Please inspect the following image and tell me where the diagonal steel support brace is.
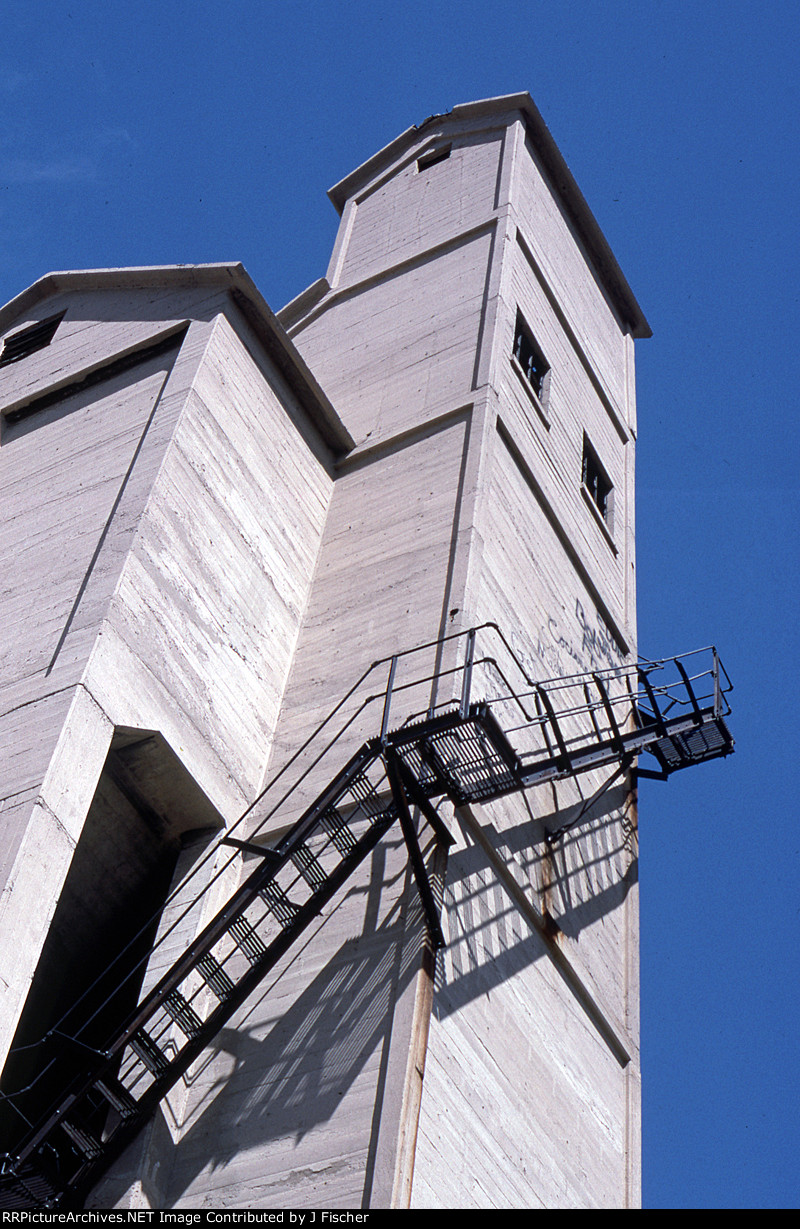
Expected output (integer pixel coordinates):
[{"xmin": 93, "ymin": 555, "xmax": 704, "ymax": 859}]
[
  {"xmin": 392, "ymin": 754, "xmax": 455, "ymax": 850},
  {"xmin": 220, "ymin": 837, "xmax": 282, "ymax": 862},
  {"xmin": 546, "ymin": 756, "xmax": 633, "ymax": 845},
  {"xmin": 384, "ymin": 750, "xmax": 448, "ymax": 949},
  {"xmin": 632, "ymin": 765, "xmax": 669, "ymax": 781}
]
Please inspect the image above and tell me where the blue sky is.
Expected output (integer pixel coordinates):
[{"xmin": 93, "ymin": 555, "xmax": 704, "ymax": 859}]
[{"xmin": 2, "ymin": 0, "xmax": 798, "ymax": 1210}]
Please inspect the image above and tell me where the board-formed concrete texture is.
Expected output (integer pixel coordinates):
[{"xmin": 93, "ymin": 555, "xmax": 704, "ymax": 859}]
[{"xmin": 0, "ymin": 94, "xmax": 650, "ymax": 1209}]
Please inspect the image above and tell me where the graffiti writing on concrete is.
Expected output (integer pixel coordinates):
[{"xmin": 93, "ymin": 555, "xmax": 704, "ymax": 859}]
[
  {"xmin": 510, "ymin": 598, "xmax": 625, "ymax": 680},
  {"xmin": 573, "ymin": 599, "xmax": 624, "ymax": 671}
]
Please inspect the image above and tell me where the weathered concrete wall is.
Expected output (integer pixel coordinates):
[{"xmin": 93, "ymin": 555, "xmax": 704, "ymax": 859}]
[
  {"xmin": 137, "ymin": 404, "xmax": 473, "ymax": 1211},
  {"xmin": 256, "ymin": 102, "xmax": 642, "ymax": 1210},
  {"xmin": 407, "ymin": 116, "xmax": 640, "ymax": 1207},
  {"xmin": 86, "ymin": 307, "xmax": 335, "ymax": 813},
  {"xmin": 408, "ymin": 546, "xmax": 640, "ymax": 1202},
  {"xmin": 409, "ymin": 424, "xmax": 640, "ymax": 1203},
  {"xmin": 513, "ymin": 126, "xmax": 632, "ymax": 416},
  {"xmin": 411, "ymin": 826, "xmax": 632, "ymax": 1208},
  {"xmin": 248, "ymin": 102, "xmax": 641, "ymax": 1210},
  {"xmin": 0, "ymin": 334, "xmax": 185, "ymax": 797},
  {"xmin": 0, "ymin": 280, "xmax": 337, "ymax": 1088},
  {"xmin": 288, "ymin": 231, "xmax": 494, "ymax": 450},
  {"xmin": 328, "ymin": 127, "xmax": 504, "ymax": 290},
  {"xmin": 96, "ymin": 126, "xmax": 507, "ymax": 1213},
  {"xmin": 260, "ymin": 412, "xmax": 471, "ymax": 824},
  {"xmin": 0, "ymin": 310, "xmax": 191, "ymax": 1066},
  {"xmin": 139, "ymin": 835, "xmax": 427, "ymax": 1211}
]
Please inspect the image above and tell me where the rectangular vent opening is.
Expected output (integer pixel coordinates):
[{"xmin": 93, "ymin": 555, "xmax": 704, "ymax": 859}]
[
  {"xmin": 417, "ymin": 144, "xmax": 451, "ymax": 172},
  {"xmin": 0, "ymin": 312, "xmax": 66, "ymax": 369}
]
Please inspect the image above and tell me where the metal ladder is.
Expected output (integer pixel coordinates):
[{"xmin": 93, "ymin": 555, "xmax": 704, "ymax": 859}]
[{"xmin": 0, "ymin": 628, "xmax": 733, "ymax": 1209}]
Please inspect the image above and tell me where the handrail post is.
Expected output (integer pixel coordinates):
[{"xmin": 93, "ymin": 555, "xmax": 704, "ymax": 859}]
[
  {"xmin": 713, "ymin": 647, "xmax": 722, "ymax": 716},
  {"xmin": 460, "ymin": 628, "xmax": 476, "ymax": 719},
  {"xmin": 380, "ymin": 656, "xmax": 398, "ymax": 744}
]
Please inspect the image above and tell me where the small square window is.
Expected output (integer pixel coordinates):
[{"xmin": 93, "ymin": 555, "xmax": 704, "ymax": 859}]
[
  {"xmin": 582, "ymin": 436, "xmax": 614, "ymax": 529},
  {"xmin": 512, "ymin": 310, "xmax": 550, "ymax": 403},
  {"xmin": 0, "ymin": 312, "xmax": 65, "ymax": 369}
]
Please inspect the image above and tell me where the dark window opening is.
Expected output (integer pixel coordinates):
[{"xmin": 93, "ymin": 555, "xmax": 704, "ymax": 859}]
[
  {"xmin": 512, "ymin": 310, "xmax": 549, "ymax": 402},
  {"xmin": 417, "ymin": 144, "xmax": 451, "ymax": 171},
  {"xmin": 0, "ymin": 312, "xmax": 65, "ymax": 369},
  {"xmin": 582, "ymin": 436, "xmax": 614, "ymax": 528}
]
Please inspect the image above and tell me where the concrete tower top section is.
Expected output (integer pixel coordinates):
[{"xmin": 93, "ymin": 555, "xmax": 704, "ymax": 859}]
[{"xmin": 283, "ymin": 93, "xmax": 650, "ymax": 342}]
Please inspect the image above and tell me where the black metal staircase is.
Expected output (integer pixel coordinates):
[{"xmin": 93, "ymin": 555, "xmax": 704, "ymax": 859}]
[{"xmin": 0, "ymin": 627, "xmax": 733, "ymax": 1209}]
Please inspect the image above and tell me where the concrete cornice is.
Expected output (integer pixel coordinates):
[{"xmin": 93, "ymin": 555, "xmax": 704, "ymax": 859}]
[
  {"xmin": 327, "ymin": 93, "xmax": 651, "ymax": 340},
  {"xmin": 0, "ymin": 262, "xmax": 248, "ymax": 329},
  {"xmin": 0, "ymin": 263, "xmax": 355, "ymax": 456}
]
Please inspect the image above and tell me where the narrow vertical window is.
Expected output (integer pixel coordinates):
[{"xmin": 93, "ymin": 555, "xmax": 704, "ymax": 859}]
[
  {"xmin": 581, "ymin": 435, "xmax": 614, "ymax": 532},
  {"xmin": 512, "ymin": 310, "xmax": 550, "ymax": 406}
]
